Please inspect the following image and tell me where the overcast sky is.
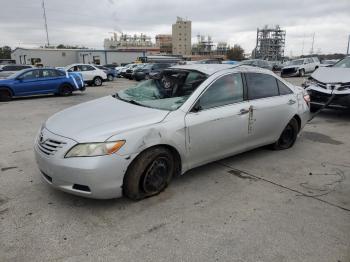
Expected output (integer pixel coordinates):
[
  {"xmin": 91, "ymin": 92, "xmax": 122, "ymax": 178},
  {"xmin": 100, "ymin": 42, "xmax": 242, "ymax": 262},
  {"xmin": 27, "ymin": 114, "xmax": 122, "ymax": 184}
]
[{"xmin": 1, "ymin": 0, "xmax": 349, "ymax": 56}]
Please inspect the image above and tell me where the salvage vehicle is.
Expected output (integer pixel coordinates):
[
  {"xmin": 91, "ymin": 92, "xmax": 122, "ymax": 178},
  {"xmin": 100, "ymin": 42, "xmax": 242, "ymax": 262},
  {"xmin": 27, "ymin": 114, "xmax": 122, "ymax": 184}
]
[
  {"xmin": 0, "ymin": 64, "xmax": 33, "ymax": 79},
  {"xmin": 281, "ymin": 57, "xmax": 320, "ymax": 77},
  {"xmin": 133, "ymin": 63, "xmax": 172, "ymax": 81},
  {"xmin": 125, "ymin": 63, "xmax": 146, "ymax": 80},
  {"xmin": 239, "ymin": 59, "xmax": 272, "ymax": 70},
  {"xmin": 34, "ymin": 64, "xmax": 310, "ymax": 200},
  {"xmin": 64, "ymin": 64, "xmax": 107, "ymax": 86},
  {"xmin": 0, "ymin": 68, "xmax": 85, "ymax": 101},
  {"xmin": 304, "ymin": 56, "xmax": 350, "ymax": 111}
]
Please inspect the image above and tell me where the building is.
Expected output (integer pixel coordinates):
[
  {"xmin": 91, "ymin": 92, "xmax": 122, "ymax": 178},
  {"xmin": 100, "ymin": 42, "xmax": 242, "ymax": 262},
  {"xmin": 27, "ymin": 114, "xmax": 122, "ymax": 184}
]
[
  {"xmin": 254, "ymin": 25, "xmax": 286, "ymax": 61},
  {"xmin": 104, "ymin": 33, "xmax": 160, "ymax": 53},
  {"xmin": 155, "ymin": 34, "xmax": 172, "ymax": 54},
  {"xmin": 11, "ymin": 48, "xmax": 154, "ymax": 67},
  {"xmin": 172, "ymin": 17, "xmax": 191, "ymax": 56}
]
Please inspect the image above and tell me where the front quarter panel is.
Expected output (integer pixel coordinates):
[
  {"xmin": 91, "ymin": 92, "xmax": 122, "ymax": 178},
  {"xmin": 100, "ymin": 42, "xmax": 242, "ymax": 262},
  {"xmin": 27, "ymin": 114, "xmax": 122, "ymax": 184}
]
[{"xmin": 108, "ymin": 110, "xmax": 189, "ymax": 173}]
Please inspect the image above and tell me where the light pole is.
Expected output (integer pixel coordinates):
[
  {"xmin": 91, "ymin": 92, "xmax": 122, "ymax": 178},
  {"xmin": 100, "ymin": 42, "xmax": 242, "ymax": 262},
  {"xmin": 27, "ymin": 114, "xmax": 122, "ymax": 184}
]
[{"xmin": 347, "ymin": 34, "xmax": 350, "ymax": 55}]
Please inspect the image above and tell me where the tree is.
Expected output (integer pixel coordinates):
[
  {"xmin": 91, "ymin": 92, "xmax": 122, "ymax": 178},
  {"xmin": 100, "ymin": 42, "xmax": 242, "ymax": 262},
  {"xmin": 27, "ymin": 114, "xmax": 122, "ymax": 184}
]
[
  {"xmin": 226, "ymin": 44, "xmax": 245, "ymax": 61},
  {"xmin": 0, "ymin": 46, "xmax": 12, "ymax": 59},
  {"xmin": 55, "ymin": 44, "xmax": 87, "ymax": 49}
]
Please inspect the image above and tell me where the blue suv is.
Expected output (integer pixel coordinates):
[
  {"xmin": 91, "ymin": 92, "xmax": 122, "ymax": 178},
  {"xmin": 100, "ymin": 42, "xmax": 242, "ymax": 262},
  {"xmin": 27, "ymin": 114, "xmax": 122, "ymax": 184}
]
[{"xmin": 0, "ymin": 68, "xmax": 85, "ymax": 101}]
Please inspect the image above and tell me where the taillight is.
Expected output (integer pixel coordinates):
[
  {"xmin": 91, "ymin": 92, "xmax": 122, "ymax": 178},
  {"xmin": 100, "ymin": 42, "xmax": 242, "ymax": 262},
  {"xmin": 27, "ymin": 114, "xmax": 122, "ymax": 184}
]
[{"xmin": 303, "ymin": 94, "xmax": 311, "ymax": 107}]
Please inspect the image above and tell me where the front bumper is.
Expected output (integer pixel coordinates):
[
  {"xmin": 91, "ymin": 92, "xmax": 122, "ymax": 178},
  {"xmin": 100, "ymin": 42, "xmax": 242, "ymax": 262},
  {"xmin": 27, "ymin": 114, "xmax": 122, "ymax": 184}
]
[
  {"xmin": 306, "ymin": 85, "xmax": 350, "ymax": 109},
  {"xmin": 34, "ymin": 128, "xmax": 134, "ymax": 199}
]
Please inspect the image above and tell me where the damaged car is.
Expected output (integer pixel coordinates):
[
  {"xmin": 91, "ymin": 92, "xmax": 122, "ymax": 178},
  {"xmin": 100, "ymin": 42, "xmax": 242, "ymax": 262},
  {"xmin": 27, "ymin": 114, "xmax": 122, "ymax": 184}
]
[
  {"xmin": 304, "ymin": 56, "xmax": 350, "ymax": 111},
  {"xmin": 34, "ymin": 64, "xmax": 310, "ymax": 200},
  {"xmin": 281, "ymin": 57, "xmax": 320, "ymax": 77}
]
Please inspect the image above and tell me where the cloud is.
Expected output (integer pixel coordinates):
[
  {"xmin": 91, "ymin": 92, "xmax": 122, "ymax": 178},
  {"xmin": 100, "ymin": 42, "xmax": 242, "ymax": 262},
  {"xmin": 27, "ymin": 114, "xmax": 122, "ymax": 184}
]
[{"xmin": 1, "ymin": 0, "xmax": 349, "ymax": 55}]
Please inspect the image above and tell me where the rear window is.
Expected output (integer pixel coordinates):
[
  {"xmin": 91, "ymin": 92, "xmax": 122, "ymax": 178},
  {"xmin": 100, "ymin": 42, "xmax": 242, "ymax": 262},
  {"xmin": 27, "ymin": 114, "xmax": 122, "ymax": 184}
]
[{"xmin": 246, "ymin": 73, "xmax": 279, "ymax": 100}]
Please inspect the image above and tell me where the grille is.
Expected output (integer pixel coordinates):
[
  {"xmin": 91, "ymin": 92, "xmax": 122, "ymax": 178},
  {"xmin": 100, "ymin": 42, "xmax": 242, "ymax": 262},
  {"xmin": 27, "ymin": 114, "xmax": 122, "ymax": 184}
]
[
  {"xmin": 282, "ymin": 68, "xmax": 297, "ymax": 75},
  {"xmin": 38, "ymin": 138, "xmax": 66, "ymax": 156}
]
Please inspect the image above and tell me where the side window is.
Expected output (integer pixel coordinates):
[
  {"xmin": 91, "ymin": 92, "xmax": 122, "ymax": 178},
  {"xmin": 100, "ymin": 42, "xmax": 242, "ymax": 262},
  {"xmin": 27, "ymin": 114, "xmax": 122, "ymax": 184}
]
[
  {"xmin": 198, "ymin": 74, "xmax": 244, "ymax": 110},
  {"xmin": 20, "ymin": 70, "xmax": 40, "ymax": 80},
  {"xmin": 56, "ymin": 70, "xmax": 66, "ymax": 77},
  {"xmin": 42, "ymin": 70, "xmax": 60, "ymax": 77},
  {"xmin": 277, "ymin": 80, "xmax": 293, "ymax": 95},
  {"xmin": 84, "ymin": 65, "xmax": 95, "ymax": 71},
  {"xmin": 246, "ymin": 73, "xmax": 279, "ymax": 100},
  {"xmin": 307, "ymin": 58, "xmax": 313, "ymax": 64}
]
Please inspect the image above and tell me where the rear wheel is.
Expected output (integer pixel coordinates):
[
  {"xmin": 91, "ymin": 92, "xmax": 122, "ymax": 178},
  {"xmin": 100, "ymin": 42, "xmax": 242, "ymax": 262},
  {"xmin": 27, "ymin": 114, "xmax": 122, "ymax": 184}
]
[
  {"xmin": 0, "ymin": 88, "xmax": 12, "ymax": 101},
  {"xmin": 93, "ymin": 77, "xmax": 102, "ymax": 86},
  {"xmin": 123, "ymin": 147, "xmax": 175, "ymax": 200},
  {"xmin": 59, "ymin": 84, "xmax": 73, "ymax": 96},
  {"xmin": 272, "ymin": 118, "xmax": 299, "ymax": 150}
]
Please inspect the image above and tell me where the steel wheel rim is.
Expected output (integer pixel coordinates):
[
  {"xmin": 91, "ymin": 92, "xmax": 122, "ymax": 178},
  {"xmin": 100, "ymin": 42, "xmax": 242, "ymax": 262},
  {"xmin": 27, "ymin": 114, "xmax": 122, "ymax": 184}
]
[
  {"xmin": 142, "ymin": 157, "xmax": 169, "ymax": 194},
  {"xmin": 95, "ymin": 78, "xmax": 101, "ymax": 85}
]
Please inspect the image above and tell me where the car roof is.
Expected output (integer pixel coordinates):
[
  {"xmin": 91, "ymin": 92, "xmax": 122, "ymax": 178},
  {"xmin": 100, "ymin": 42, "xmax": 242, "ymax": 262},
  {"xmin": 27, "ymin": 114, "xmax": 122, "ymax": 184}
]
[{"xmin": 170, "ymin": 64, "xmax": 237, "ymax": 75}]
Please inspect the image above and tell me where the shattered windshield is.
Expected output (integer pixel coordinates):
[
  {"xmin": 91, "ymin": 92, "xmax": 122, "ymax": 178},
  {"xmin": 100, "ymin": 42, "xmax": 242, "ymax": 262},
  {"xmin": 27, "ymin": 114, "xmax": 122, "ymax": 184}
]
[
  {"xmin": 116, "ymin": 70, "xmax": 207, "ymax": 111},
  {"xmin": 290, "ymin": 59, "xmax": 304, "ymax": 66},
  {"xmin": 333, "ymin": 57, "xmax": 350, "ymax": 68}
]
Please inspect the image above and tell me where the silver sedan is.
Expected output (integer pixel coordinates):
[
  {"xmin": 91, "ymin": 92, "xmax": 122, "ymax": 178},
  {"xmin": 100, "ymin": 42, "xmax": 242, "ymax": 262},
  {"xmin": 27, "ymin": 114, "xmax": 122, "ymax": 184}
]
[{"xmin": 34, "ymin": 64, "xmax": 311, "ymax": 200}]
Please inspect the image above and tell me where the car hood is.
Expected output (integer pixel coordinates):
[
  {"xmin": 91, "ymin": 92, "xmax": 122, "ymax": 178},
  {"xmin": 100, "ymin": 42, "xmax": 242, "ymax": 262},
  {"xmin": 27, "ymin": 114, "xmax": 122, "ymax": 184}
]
[
  {"xmin": 311, "ymin": 67, "xmax": 350, "ymax": 83},
  {"xmin": 45, "ymin": 96, "xmax": 170, "ymax": 143},
  {"xmin": 282, "ymin": 65, "xmax": 299, "ymax": 70}
]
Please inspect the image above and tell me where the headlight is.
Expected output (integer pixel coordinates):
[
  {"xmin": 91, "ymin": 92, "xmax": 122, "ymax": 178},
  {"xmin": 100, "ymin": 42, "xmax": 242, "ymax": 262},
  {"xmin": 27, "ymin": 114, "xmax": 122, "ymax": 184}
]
[{"xmin": 65, "ymin": 141, "xmax": 125, "ymax": 158}]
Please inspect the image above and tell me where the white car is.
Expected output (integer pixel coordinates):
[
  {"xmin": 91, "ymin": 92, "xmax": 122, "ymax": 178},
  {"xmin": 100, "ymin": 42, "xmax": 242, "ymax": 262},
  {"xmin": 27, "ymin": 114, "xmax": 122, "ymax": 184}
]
[
  {"xmin": 281, "ymin": 57, "xmax": 320, "ymax": 77},
  {"xmin": 64, "ymin": 64, "xmax": 107, "ymax": 86},
  {"xmin": 34, "ymin": 64, "xmax": 310, "ymax": 200}
]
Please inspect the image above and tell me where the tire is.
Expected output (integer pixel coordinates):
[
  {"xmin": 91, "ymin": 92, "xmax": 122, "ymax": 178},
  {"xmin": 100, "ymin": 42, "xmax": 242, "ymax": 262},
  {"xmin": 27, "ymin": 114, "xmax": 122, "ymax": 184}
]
[
  {"xmin": 123, "ymin": 147, "xmax": 175, "ymax": 200},
  {"xmin": 93, "ymin": 77, "xmax": 102, "ymax": 86},
  {"xmin": 145, "ymin": 74, "xmax": 150, "ymax": 80},
  {"xmin": 299, "ymin": 69, "xmax": 305, "ymax": 77},
  {"xmin": 272, "ymin": 118, "xmax": 299, "ymax": 150},
  {"xmin": 0, "ymin": 88, "xmax": 12, "ymax": 102},
  {"xmin": 59, "ymin": 84, "xmax": 73, "ymax": 96},
  {"xmin": 107, "ymin": 74, "xmax": 114, "ymax": 81}
]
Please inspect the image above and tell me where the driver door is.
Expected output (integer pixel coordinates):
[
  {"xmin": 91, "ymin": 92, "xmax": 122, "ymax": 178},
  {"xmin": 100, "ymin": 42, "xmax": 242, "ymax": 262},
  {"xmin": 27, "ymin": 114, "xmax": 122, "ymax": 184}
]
[{"xmin": 185, "ymin": 73, "xmax": 250, "ymax": 168}]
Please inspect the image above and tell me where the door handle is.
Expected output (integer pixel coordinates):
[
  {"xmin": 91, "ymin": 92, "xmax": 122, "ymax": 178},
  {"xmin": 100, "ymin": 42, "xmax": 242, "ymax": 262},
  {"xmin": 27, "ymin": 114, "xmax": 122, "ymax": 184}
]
[
  {"xmin": 238, "ymin": 108, "xmax": 250, "ymax": 115},
  {"xmin": 287, "ymin": 99, "xmax": 296, "ymax": 105}
]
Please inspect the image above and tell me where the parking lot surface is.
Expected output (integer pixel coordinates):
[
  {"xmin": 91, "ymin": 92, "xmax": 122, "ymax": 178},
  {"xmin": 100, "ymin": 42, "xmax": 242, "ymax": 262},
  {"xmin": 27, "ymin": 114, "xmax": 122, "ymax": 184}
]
[{"xmin": 0, "ymin": 78, "xmax": 349, "ymax": 262}]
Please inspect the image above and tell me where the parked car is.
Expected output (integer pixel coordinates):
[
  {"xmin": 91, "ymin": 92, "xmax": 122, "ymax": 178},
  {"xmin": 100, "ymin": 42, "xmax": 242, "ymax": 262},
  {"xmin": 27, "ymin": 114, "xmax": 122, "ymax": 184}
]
[
  {"xmin": 120, "ymin": 64, "xmax": 137, "ymax": 78},
  {"xmin": 319, "ymin": 59, "xmax": 338, "ymax": 67},
  {"xmin": 95, "ymin": 65, "xmax": 117, "ymax": 81},
  {"xmin": 0, "ymin": 64, "xmax": 33, "ymax": 79},
  {"xmin": 304, "ymin": 56, "xmax": 350, "ymax": 111},
  {"xmin": 64, "ymin": 64, "xmax": 107, "ymax": 86},
  {"xmin": 281, "ymin": 57, "xmax": 320, "ymax": 77},
  {"xmin": 239, "ymin": 59, "xmax": 273, "ymax": 70},
  {"xmin": 34, "ymin": 64, "xmax": 310, "ymax": 200},
  {"xmin": 133, "ymin": 63, "xmax": 172, "ymax": 81},
  {"xmin": 0, "ymin": 68, "xmax": 85, "ymax": 101},
  {"xmin": 103, "ymin": 64, "xmax": 119, "ymax": 69},
  {"xmin": 125, "ymin": 63, "xmax": 146, "ymax": 80}
]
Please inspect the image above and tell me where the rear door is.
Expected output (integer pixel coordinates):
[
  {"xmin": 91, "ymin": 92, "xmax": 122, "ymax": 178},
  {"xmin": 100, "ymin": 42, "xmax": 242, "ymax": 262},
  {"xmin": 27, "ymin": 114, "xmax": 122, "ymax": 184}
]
[
  {"xmin": 185, "ymin": 73, "xmax": 250, "ymax": 168},
  {"xmin": 80, "ymin": 65, "xmax": 96, "ymax": 81},
  {"xmin": 40, "ymin": 69, "xmax": 65, "ymax": 92},
  {"xmin": 244, "ymin": 73, "xmax": 296, "ymax": 149}
]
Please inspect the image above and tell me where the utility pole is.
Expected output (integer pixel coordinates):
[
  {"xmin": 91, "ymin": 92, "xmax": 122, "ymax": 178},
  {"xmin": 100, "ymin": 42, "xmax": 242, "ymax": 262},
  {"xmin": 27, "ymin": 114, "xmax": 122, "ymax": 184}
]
[
  {"xmin": 42, "ymin": 0, "xmax": 50, "ymax": 47},
  {"xmin": 347, "ymin": 34, "xmax": 350, "ymax": 55},
  {"xmin": 310, "ymin": 32, "xmax": 315, "ymax": 55}
]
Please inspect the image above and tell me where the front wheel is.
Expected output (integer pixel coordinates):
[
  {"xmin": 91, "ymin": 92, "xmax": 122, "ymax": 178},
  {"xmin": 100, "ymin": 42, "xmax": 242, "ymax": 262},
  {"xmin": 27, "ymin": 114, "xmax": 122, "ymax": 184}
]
[
  {"xmin": 107, "ymin": 74, "xmax": 114, "ymax": 81},
  {"xmin": 123, "ymin": 147, "xmax": 175, "ymax": 200},
  {"xmin": 93, "ymin": 77, "xmax": 102, "ymax": 86},
  {"xmin": 272, "ymin": 118, "xmax": 299, "ymax": 150},
  {"xmin": 299, "ymin": 69, "xmax": 305, "ymax": 77}
]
